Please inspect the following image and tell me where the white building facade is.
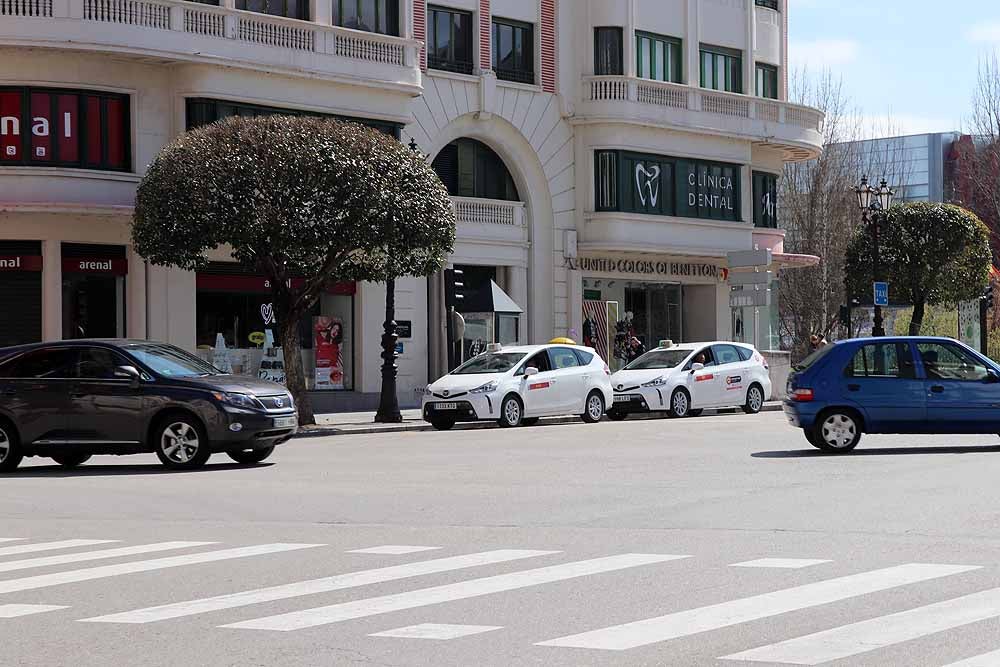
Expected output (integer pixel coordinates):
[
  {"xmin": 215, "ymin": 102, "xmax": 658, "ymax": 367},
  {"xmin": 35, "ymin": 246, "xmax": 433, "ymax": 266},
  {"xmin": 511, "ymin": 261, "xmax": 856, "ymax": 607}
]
[{"xmin": 0, "ymin": 0, "xmax": 822, "ymax": 409}]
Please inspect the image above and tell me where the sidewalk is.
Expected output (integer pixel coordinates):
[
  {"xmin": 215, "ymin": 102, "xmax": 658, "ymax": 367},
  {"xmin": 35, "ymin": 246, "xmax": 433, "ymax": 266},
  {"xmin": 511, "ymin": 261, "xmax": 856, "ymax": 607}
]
[{"xmin": 295, "ymin": 401, "xmax": 784, "ymax": 437}]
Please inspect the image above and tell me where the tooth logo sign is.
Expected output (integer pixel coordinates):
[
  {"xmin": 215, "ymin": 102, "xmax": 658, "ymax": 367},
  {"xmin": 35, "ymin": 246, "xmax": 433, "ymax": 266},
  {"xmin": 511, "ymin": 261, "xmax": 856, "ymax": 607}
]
[{"xmin": 635, "ymin": 164, "xmax": 661, "ymax": 207}]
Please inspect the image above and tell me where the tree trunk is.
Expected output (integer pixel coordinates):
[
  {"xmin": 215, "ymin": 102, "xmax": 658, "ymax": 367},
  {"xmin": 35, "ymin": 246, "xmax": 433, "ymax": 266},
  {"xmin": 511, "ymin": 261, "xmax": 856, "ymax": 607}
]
[
  {"xmin": 909, "ymin": 300, "xmax": 925, "ymax": 336},
  {"xmin": 277, "ymin": 315, "xmax": 315, "ymax": 426}
]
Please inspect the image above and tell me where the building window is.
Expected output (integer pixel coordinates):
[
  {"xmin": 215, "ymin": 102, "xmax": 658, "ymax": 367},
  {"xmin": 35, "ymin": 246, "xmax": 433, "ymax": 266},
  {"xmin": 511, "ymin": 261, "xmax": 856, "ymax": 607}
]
[
  {"xmin": 493, "ymin": 18, "xmax": 535, "ymax": 84},
  {"xmin": 428, "ymin": 6, "xmax": 474, "ymax": 75},
  {"xmin": 595, "ymin": 150, "xmax": 741, "ymax": 222},
  {"xmin": 636, "ymin": 32, "xmax": 682, "ymax": 83},
  {"xmin": 333, "ymin": 0, "xmax": 399, "ymax": 36},
  {"xmin": 756, "ymin": 63, "xmax": 779, "ymax": 99},
  {"xmin": 594, "ymin": 27, "xmax": 623, "ymax": 76},
  {"xmin": 432, "ymin": 138, "xmax": 520, "ymax": 201},
  {"xmin": 0, "ymin": 87, "xmax": 130, "ymax": 172},
  {"xmin": 237, "ymin": 0, "xmax": 306, "ymax": 19},
  {"xmin": 185, "ymin": 98, "xmax": 401, "ymax": 138},
  {"xmin": 700, "ymin": 45, "xmax": 743, "ymax": 93},
  {"xmin": 752, "ymin": 171, "xmax": 778, "ymax": 228},
  {"xmin": 755, "ymin": 0, "xmax": 779, "ymax": 10}
]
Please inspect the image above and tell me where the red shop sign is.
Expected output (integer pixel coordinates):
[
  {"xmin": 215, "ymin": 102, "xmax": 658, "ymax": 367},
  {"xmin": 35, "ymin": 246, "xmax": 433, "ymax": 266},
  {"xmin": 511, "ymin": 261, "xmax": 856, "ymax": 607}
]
[
  {"xmin": 196, "ymin": 273, "xmax": 356, "ymax": 295},
  {"xmin": 0, "ymin": 255, "xmax": 42, "ymax": 272},
  {"xmin": 62, "ymin": 258, "xmax": 128, "ymax": 275}
]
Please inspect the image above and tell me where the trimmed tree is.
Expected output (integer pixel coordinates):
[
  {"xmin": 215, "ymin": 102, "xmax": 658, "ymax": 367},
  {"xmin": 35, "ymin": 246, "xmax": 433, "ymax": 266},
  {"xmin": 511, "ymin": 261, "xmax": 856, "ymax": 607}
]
[
  {"xmin": 844, "ymin": 202, "xmax": 991, "ymax": 335},
  {"xmin": 132, "ymin": 115, "xmax": 455, "ymax": 424}
]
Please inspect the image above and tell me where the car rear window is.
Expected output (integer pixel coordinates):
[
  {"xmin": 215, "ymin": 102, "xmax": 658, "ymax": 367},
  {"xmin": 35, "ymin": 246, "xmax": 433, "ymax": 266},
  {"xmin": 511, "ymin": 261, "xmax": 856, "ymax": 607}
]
[
  {"xmin": 574, "ymin": 349, "xmax": 594, "ymax": 365},
  {"xmin": 793, "ymin": 344, "xmax": 835, "ymax": 372},
  {"xmin": 736, "ymin": 346, "xmax": 753, "ymax": 361}
]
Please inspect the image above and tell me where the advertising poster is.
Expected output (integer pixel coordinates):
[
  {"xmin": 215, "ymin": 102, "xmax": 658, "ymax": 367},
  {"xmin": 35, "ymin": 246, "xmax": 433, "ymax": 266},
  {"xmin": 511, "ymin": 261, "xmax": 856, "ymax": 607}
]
[
  {"xmin": 313, "ymin": 316, "xmax": 344, "ymax": 390},
  {"xmin": 257, "ymin": 329, "xmax": 286, "ymax": 385}
]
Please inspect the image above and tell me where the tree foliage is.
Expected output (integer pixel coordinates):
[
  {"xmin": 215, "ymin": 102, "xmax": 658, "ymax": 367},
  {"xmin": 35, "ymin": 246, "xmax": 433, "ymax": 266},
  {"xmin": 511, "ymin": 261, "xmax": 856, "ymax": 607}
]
[
  {"xmin": 844, "ymin": 202, "xmax": 991, "ymax": 335},
  {"xmin": 132, "ymin": 115, "xmax": 456, "ymax": 424}
]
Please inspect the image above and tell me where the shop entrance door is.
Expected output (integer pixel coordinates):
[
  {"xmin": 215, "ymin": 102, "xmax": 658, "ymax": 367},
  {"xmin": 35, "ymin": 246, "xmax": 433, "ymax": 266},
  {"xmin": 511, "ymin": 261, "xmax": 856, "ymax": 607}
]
[{"xmin": 61, "ymin": 245, "xmax": 127, "ymax": 340}]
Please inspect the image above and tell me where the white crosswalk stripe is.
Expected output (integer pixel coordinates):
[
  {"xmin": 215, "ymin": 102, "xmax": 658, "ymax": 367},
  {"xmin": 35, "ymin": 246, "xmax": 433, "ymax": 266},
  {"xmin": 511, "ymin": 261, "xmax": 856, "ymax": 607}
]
[
  {"xmin": 0, "ymin": 604, "xmax": 68, "ymax": 617},
  {"xmin": 721, "ymin": 586, "xmax": 1000, "ymax": 665},
  {"xmin": 0, "ymin": 539, "xmax": 25, "ymax": 544},
  {"xmin": 82, "ymin": 549, "xmax": 558, "ymax": 624},
  {"xmin": 940, "ymin": 649, "xmax": 1000, "ymax": 666},
  {"xmin": 222, "ymin": 553, "xmax": 690, "ymax": 632},
  {"xmin": 370, "ymin": 623, "xmax": 503, "ymax": 639},
  {"xmin": 0, "ymin": 543, "xmax": 322, "ymax": 594},
  {"xmin": 347, "ymin": 546, "xmax": 442, "ymax": 555},
  {"xmin": 730, "ymin": 558, "xmax": 831, "ymax": 569},
  {"xmin": 0, "ymin": 541, "xmax": 215, "ymax": 574},
  {"xmin": 535, "ymin": 563, "xmax": 980, "ymax": 651},
  {"xmin": 0, "ymin": 539, "xmax": 117, "ymax": 557}
]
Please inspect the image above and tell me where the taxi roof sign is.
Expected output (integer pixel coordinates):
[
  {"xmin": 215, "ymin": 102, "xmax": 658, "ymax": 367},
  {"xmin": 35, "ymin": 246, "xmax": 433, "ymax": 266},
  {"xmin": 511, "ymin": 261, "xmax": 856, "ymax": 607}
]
[
  {"xmin": 486, "ymin": 343, "xmax": 503, "ymax": 353},
  {"xmin": 658, "ymin": 340, "xmax": 673, "ymax": 348}
]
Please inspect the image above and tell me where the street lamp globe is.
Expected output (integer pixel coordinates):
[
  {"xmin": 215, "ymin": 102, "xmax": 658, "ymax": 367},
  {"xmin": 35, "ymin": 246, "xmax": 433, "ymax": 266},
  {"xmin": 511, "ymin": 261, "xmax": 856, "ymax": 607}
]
[
  {"xmin": 876, "ymin": 178, "xmax": 894, "ymax": 211},
  {"xmin": 854, "ymin": 176, "xmax": 873, "ymax": 211}
]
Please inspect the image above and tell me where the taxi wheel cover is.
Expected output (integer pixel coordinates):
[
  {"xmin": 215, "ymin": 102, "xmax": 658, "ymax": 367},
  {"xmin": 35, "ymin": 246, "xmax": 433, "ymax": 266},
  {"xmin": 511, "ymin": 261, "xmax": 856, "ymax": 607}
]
[
  {"xmin": 498, "ymin": 395, "xmax": 523, "ymax": 428},
  {"xmin": 669, "ymin": 389, "xmax": 690, "ymax": 418}
]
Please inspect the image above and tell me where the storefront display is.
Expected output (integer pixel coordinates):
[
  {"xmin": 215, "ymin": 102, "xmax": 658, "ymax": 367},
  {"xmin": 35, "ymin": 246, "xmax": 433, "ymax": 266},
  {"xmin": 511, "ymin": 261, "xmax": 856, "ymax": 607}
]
[
  {"xmin": 0, "ymin": 241, "xmax": 42, "ymax": 347},
  {"xmin": 61, "ymin": 243, "xmax": 127, "ymax": 339}
]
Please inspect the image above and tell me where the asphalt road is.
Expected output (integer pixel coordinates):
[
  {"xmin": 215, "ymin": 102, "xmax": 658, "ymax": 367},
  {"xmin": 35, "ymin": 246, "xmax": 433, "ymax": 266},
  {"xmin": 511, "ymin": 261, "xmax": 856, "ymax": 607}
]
[{"xmin": 4, "ymin": 412, "xmax": 1000, "ymax": 666}]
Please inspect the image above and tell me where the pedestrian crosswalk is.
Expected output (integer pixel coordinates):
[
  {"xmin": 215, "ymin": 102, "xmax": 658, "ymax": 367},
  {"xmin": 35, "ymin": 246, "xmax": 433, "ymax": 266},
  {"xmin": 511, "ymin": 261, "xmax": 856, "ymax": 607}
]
[{"xmin": 3, "ymin": 535, "xmax": 1000, "ymax": 665}]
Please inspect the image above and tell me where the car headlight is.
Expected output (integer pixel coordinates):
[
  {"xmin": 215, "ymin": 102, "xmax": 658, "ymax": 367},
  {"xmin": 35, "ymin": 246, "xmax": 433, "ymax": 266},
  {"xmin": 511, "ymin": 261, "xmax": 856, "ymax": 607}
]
[
  {"xmin": 212, "ymin": 392, "xmax": 263, "ymax": 410},
  {"xmin": 641, "ymin": 377, "xmax": 668, "ymax": 388},
  {"xmin": 423, "ymin": 386, "xmax": 434, "ymax": 396},
  {"xmin": 469, "ymin": 380, "xmax": 499, "ymax": 394}
]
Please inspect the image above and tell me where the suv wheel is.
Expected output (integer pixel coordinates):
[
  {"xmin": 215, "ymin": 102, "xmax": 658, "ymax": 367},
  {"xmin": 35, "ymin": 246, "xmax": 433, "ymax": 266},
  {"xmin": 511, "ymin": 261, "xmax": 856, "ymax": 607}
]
[
  {"xmin": 227, "ymin": 446, "xmax": 274, "ymax": 464},
  {"xmin": 51, "ymin": 453, "xmax": 91, "ymax": 469},
  {"xmin": 581, "ymin": 391, "xmax": 605, "ymax": 423},
  {"xmin": 155, "ymin": 417, "xmax": 212, "ymax": 470},
  {"xmin": 498, "ymin": 395, "xmax": 523, "ymax": 428},
  {"xmin": 0, "ymin": 423, "xmax": 23, "ymax": 472},
  {"xmin": 812, "ymin": 411, "xmax": 861, "ymax": 453}
]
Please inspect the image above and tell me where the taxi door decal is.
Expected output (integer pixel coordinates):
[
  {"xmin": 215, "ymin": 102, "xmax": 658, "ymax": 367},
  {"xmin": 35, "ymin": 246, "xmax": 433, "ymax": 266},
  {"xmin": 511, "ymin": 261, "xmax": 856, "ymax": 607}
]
[
  {"xmin": 529, "ymin": 382, "xmax": 551, "ymax": 390},
  {"xmin": 695, "ymin": 374, "xmax": 714, "ymax": 383}
]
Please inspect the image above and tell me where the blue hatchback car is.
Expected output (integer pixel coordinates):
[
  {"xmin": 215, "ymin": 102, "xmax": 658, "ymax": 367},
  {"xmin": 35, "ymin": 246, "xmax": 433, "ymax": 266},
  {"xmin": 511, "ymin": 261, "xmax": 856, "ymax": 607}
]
[{"xmin": 784, "ymin": 336, "xmax": 1000, "ymax": 452}]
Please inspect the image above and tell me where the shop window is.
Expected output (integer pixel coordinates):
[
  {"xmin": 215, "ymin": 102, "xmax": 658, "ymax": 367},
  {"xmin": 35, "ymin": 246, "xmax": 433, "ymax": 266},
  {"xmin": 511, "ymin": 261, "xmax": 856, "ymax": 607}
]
[
  {"xmin": 594, "ymin": 27, "xmax": 623, "ymax": 76},
  {"xmin": 184, "ymin": 98, "xmax": 401, "ymax": 138},
  {"xmin": 0, "ymin": 240, "xmax": 42, "ymax": 347},
  {"xmin": 755, "ymin": 63, "xmax": 779, "ymax": 99},
  {"xmin": 429, "ymin": 5, "xmax": 474, "ymax": 74},
  {"xmin": 700, "ymin": 45, "xmax": 743, "ymax": 94},
  {"xmin": 61, "ymin": 244, "xmax": 127, "ymax": 340},
  {"xmin": 237, "ymin": 0, "xmax": 307, "ymax": 20},
  {"xmin": 432, "ymin": 139, "xmax": 520, "ymax": 201},
  {"xmin": 636, "ymin": 31, "xmax": 682, "ymax": 83},
  {"xmin": 0, "ymin": 87, "xmax": 130, "ymax": 171},
  {"xmin": 493, "ymin": 18, "xmax": 535, "ymax": 84},
  {"xmin": 333, "ymin": 0, "xmax": 399, "ymax": 35},
  {"xmin": 752, "ymin": 171, "xmax": 778, "ymax": 228}
]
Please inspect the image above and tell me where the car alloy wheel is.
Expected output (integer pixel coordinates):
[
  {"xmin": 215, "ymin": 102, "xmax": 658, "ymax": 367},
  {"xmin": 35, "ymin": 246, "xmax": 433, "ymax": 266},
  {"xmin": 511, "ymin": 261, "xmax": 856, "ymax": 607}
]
[
  {"xmin": 499, "ymin": 396, "xmax": 522, "ymax": 428},
  {"xmin": 820, "ymin": 413, "xmax": 859, "ymax": 451},
  {"xmin": 670, "ymin": 390, "xmax": 689, "ymax": 418},
  {"xmin": 161, "ymin": 422, "xmax": 201, "ymax": 464},
  {"xmin": 745, "ymin": 385, "xmax": 764, "ymax": 414},
  {"xmin": 582, "ymin": 393, "xmax": 604, "ymax": 423},
  {"xmin": 0, "ymin": 428, "xmax": 10, "ymax": 464}
]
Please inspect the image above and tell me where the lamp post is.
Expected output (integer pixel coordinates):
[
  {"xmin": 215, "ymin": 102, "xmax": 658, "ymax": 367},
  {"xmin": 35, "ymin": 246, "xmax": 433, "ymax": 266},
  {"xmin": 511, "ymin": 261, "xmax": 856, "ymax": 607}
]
[
  {"xmin": 854, "ymin": 176, "xmax": 895, "ymax": 337},
  {"xmin": 374, "ymin": 138, "xmax": 423, "ymax": 423}
]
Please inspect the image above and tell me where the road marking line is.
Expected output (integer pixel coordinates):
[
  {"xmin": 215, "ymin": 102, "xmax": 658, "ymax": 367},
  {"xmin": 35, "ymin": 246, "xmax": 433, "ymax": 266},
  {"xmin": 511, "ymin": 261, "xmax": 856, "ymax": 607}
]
[
  {"xmin": 0, "ymin": 539, "xmax": 25, "ymax": 544},
  {"xmin": 721, "ymin": 586, "xmax": 1000, "ymax": 665},
  {"xmin": 0, "ymin": 539, "xmax": 117, "ymax": 557},
  {"xmin": 347, "ymin": 546, "xmax": 442, "ymax": 555},
  {"xmin": 83, "ymin": 550, "xmax": 557, "ymax": 624},
  {"xmin": 0, "ymin": 604, "xmax": 68, "ymax": 617},
  {"xmin": 223, "ymin": 553, "xmax": 689, "ymax": 632},
  {"xmin": 370, "ymin": 623, "xmax": 502, "ymax": 639},
  {"xmin": 0, "ymin": 542, "xmax": 216, "ymax": 574},
  {"xmin": 730, "ymin": 558, "xmax": 832, "ymax": 569},
  {"xmin": 0, "ymin": 543, "xmax": 322, "ymax": 594},
  {"xmin": 940, "ymin": 649, "xmax": 1000, "ymax": 666},
  {"xmin": 536, "ymin": 563, "xmax": 979, "ymax": 651}
]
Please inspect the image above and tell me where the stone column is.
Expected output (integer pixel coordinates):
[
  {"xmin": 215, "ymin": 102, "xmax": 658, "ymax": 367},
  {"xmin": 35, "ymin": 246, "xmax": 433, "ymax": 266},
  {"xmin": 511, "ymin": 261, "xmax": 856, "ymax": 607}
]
[
  {"xmin": 41, "ymin": 239, "xmax": 62, "ymax": 341},
  {"xmin": 127, "ymin": 247, "xmax": 146, "ymax": 340},
  {"xmin": 685, "ymin": 0, "xmax": 700, "ymax": 87}
]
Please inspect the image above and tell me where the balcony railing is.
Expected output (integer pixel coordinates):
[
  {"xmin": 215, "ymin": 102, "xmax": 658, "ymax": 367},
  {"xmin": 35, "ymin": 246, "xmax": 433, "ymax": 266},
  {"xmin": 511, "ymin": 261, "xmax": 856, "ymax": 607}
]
[
  {"xmin": 584, "ymin": 75, "xmax": 824, "ymax": 134},
  {"xmin": 453, "ymin": 197, "xmax": 526, "ymax": 227},
  {"xmin": 2, "ymin": 0, "xmax": 420, "ymax": 68}
]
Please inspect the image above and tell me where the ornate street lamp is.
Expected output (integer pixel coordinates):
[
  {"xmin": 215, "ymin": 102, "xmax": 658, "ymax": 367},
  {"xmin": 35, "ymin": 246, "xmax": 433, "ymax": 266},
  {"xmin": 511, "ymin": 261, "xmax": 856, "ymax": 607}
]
[{"xmin": 853, "ymin": 176, "xmax": 895, "ymax": 337}]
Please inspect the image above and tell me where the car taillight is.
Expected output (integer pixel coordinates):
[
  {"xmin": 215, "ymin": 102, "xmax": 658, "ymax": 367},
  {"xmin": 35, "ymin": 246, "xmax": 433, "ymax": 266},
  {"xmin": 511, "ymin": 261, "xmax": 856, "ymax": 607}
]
[
  {"xmin": 603, "ymin": 364, "xmax": 611, "ymax": 375},
  {"xmin": 791, "ymin": 388, "xmax": 814, "ymax": 402}
]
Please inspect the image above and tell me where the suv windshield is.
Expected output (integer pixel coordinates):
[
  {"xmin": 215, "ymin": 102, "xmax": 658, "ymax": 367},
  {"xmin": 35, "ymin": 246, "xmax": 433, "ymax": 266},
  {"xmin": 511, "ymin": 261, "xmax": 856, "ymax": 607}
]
[
  {"xmin": 625, "ymin": 349, "xmax": 691, "ymax": 370},
  {"xmin": 452, "ymin": 352, "xmax": 526, "ymax": 375},
  {"xmin": 793, "ymin": 344, "xmax": 835, "ymax": 372},
  {"xmin": 124, "ymin": 343, "xmax": 221, "ymax": 378}
]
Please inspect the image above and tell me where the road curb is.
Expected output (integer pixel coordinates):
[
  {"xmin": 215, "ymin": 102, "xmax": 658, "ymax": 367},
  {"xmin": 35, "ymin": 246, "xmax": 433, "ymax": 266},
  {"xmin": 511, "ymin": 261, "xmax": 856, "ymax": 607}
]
[{"xmin": 295, "ymin": 402, "xmax": 783, "ymax": 438}]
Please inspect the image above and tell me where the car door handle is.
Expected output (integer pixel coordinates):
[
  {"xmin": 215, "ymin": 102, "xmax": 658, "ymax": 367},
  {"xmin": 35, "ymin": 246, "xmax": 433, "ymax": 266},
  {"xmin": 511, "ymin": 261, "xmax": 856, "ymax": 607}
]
[
  {"xmin": 847, "ymin": 384, "xmax": 861, "ymax": 392},
  {"xmin": 930, "ymin": 385, "xmax": 945, "ymax": 393}
]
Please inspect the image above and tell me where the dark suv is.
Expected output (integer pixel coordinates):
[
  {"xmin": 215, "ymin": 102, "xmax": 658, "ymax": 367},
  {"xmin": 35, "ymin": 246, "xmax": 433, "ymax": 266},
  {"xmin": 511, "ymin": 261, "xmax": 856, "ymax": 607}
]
[{"xmin": 0, "ymin": 340, "xmax": 297, "ymax": 471}]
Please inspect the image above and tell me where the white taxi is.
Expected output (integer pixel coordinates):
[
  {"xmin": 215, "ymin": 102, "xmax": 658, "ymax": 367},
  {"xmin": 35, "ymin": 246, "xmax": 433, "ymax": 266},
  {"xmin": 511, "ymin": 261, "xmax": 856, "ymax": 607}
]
[
  {"xmin": 422, "ymin": 344, "xmax": 614, "ymax": 430},
  {"xmin": 607, "ymin": 341, "xmax": 771, "ymax": 420}
]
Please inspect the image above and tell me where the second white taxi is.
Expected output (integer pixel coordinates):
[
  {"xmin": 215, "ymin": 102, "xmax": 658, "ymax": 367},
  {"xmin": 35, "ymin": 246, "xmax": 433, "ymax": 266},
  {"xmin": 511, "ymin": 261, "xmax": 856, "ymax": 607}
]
[
  {"xmin": 422, "ymin": 344, "xmax": 614, "ymax": 430},
  {"xmin": 607, "ymin": 341, "xmax": 771, "ymax": 420}
]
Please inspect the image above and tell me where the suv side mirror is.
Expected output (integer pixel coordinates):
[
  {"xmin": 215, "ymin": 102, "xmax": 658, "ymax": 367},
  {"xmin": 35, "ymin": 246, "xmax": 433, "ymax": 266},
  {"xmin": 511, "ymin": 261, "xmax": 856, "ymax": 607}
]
[
  {"xmin": 691, "ymin": 362, "xmax": 705, "ymax": 372},
  {"xmin": 524, "ymin": 366, "xmax": 539, "ymax": 377},
  {"xmin": 115, "ymin": 365, "xmax": 141, "ymax": 386}
]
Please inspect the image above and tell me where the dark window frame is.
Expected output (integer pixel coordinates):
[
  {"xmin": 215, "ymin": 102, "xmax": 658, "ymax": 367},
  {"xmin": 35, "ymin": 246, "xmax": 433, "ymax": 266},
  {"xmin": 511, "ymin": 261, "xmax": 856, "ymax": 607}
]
[
  {"xmin": 752, "ymin": 170, "xmax": 779, "ymax": 228},
  {"xmin": 755, "ymin": 0, "xmax": 780, "ymax": 10},
  {"xmin": 431, "ymin": 138, "xmax": 520, "ymax": 201},
  {"xmin": 184, "ymin": 98, "xmax": 402, "ymax": 139},
  {"xmin": 635, "ymin": 30, "xmax": 683, "ymax": 83},
  {"xmin": 428, "ymin": 5, "xmax": 474, "ymax": 75},
  {"xmin": 0, "ymin": 86, "xmax": 131, "ymax": 172},
  {"xmin": 332, "ymin": 0, "xmax": 400, "ymax": 35},
  {"xmin": 755, "ymin": 62, "xmax": 779, "ymax": 99},
  {"xmin": 492, "ymin": 17, "xmax": 536, "ymax": 85},
  {"xmin": 594, "ymin": 26, "xmax": 624, "ymax": 76},
  {"xmin": 236, "ymin": 0, "xmax": 307, "ymax": 20},
  {"xmin": 699, "ymin": 44, "xmax": 743, "ymax": 93}
]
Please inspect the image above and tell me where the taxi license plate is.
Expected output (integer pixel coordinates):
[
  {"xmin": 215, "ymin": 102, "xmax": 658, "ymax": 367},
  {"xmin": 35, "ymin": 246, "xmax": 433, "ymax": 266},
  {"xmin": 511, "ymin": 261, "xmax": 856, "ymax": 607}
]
[
  {"xmin": 273, "ymin": 416, "xmax": 297, "ymax": 428},
  {"xmin": 434, "ymin": 402, "xmax": 458, "ymax": 411},
  {"xmin": 613, "ymin": 395, "xmax": 632, "ymax": 403}
]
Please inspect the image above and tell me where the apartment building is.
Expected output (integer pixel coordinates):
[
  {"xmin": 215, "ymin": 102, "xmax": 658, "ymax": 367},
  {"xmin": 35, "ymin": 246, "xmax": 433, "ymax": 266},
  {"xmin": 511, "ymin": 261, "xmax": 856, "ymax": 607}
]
[{"xmin": 0, "ymin": 0, "xmax": 823, "ymax": 409}]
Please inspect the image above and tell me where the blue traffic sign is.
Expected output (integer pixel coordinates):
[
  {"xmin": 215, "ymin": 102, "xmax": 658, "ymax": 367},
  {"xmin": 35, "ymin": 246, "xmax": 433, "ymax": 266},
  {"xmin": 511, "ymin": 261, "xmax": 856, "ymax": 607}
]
[{"xmin": 873, "ymin": 282, "xmax": 889, "ymax": 307}]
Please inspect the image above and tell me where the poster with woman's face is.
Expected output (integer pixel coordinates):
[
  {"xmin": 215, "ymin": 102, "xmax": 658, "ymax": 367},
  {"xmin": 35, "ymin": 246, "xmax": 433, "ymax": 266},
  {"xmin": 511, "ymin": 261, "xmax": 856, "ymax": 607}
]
[{"xmin": 313, "ymin": 316, "xmax": 344, "ymax": 390}]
